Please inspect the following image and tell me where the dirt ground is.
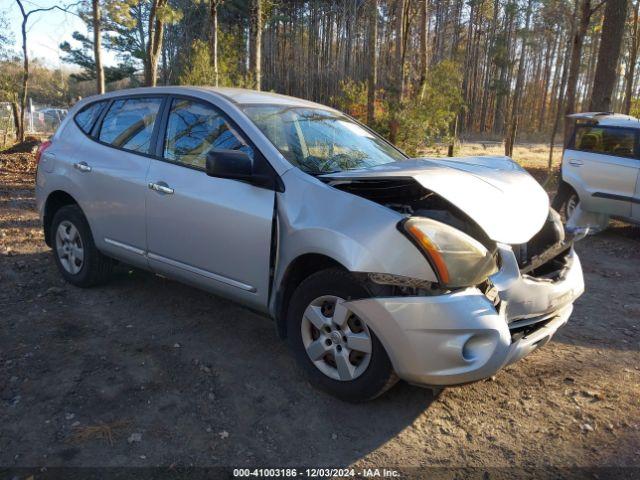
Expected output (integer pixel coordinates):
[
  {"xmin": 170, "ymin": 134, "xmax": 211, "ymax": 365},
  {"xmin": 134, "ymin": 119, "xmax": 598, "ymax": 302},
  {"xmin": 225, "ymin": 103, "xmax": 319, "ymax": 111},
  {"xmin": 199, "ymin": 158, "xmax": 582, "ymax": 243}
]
[{"xmin": 1, "ymin": 149, "xmax": 639, "ymax": 476}]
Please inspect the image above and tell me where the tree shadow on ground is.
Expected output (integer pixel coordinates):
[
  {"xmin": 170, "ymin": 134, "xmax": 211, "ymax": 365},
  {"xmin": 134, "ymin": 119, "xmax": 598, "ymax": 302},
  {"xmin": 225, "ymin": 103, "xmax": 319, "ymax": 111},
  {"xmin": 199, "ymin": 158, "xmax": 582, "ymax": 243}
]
[{"xmin": 1, "ymin": 252, "xmax": 437, "ymax": 468}]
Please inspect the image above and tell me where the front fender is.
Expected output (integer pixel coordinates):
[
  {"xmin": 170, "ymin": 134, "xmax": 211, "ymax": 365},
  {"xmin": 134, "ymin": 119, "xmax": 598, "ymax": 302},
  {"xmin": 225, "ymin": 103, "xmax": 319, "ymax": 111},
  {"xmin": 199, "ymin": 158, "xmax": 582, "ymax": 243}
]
[{"xmin": 270, "ymin": 169, "xmax": 437, "ymax": 319}]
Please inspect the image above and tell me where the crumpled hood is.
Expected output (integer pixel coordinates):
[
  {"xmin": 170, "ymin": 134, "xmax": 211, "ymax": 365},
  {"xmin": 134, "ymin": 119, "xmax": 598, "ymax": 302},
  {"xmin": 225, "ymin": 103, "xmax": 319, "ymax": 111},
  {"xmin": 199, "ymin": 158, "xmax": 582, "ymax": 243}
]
[{"xmin": 321, "ymin": 156, "xmax": 549, "ymax": 244}]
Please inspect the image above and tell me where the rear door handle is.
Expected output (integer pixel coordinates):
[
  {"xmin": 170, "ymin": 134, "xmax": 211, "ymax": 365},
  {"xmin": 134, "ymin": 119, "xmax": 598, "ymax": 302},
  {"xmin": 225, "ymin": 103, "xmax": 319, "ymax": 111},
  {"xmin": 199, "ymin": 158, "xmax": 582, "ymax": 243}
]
[
  {"xmin": 73, "ymin": 161, "xmax": 92, "ymax": 172},
  {"xmin": 569, "ymin": 159, "xmax": 583, "ymax": 167},
  {"xmin": 148, "ymin": 181, "xmax": 174, "ymax": 195}
]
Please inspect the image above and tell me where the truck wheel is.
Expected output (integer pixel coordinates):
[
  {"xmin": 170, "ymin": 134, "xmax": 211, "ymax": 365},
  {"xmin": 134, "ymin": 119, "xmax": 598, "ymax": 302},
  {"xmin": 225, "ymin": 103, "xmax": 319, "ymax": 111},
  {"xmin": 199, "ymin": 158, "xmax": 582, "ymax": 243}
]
[
  {"xmin": 286, "ymin": 269, "xmax": 397, "ymax": 402},
  {"xmin": 50, "ymin": 205, "xmax": 113, "ymax": 287}
]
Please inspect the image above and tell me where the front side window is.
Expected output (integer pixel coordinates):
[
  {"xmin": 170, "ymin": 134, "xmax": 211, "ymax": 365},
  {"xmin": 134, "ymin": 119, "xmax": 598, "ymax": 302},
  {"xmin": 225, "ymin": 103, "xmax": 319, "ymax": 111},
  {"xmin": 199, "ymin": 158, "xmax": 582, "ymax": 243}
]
[
  {"xmin": 98, "ymin": 97, "xmax": 163, "ymax": 153},
  {"xmin": 243, "ymin": 105, "xmax": 406, "ymax": 174},
  {"xmin": 163, "ymin": 98, "xmax": 252, "ymax": 169},
  {"xmin": 574, "ymin": 126, "xmax": 637, "ymax": 158},
  {"xmin": 74, "ymin": 101, "xmax": 107, "ymax": 134}
]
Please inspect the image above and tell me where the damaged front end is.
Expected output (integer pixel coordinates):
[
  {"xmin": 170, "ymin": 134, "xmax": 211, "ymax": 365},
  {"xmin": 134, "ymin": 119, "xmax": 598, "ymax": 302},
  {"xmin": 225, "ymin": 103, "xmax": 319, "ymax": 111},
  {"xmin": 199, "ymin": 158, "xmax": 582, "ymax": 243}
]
[{"xmin": 321, "ymin": 158, "xmax": 585, "ymax": 386}]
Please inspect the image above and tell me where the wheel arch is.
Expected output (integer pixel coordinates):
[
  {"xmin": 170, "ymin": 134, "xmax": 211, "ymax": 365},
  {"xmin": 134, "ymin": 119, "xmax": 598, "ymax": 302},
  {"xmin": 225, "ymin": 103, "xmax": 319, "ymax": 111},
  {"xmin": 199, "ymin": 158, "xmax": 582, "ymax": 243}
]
[
  {"xmin": 43, "ymin": 190, "xmax": 81, "ymax": 247},
  {"xmin": 552, "ymin": 180, "xmax": 578, "ymax": 211},
  {"xmin": 271, "ymin": 253, "xmax": 348, "ymax": 339}
]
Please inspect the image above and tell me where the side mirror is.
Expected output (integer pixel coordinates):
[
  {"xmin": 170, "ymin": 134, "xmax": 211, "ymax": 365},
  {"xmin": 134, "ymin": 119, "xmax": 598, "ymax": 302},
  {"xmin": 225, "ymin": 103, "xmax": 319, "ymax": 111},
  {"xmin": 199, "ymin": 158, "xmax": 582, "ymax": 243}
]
[{"xmin": 205, "ymin": 149, "xmax": 253, "ymax": 180}]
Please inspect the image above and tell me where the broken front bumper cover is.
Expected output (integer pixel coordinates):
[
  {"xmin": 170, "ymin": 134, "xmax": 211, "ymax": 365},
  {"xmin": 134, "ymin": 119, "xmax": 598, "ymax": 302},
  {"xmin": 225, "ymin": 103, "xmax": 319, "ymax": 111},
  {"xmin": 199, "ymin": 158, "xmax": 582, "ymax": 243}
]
[{"xmin": 344, "ymin": 247, "xmax": 584, "ymax": 387}]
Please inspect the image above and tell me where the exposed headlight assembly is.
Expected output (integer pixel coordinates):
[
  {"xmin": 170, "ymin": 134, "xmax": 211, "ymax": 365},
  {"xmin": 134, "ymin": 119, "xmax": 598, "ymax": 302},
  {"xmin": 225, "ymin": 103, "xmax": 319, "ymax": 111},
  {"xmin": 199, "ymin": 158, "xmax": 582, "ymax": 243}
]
[{"xmin": 400, "ymin": 217, "xmax": 498, "ymax": 288}]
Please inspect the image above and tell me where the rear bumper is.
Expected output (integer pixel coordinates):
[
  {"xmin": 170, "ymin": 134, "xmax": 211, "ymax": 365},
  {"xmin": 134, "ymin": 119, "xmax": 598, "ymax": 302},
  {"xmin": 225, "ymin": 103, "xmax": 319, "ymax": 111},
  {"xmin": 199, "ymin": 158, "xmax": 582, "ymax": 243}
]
[{"xmin": 344, "ymin": 247, "xmax": 584, "ymax": 386}]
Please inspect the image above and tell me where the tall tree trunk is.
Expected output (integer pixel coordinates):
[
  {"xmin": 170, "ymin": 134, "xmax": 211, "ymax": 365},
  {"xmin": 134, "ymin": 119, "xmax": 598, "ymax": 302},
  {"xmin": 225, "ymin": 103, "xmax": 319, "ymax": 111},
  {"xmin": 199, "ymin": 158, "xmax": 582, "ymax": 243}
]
[
  {"xmin": 418, "ymin": 0, "xmax": 429, "ymax": 99},
  {"xmin": 367, "ymin": 0, "xmax": 377, "ymax": 125},
  {"xmin": 564, "ymin": 0, "xmax": 592, "ymax": 143},
  {"xmin": 209, "ymin": 0, "xmax": 220, "ymax": 87},
  {"xmin": 395, "ymin": 0, "xmax": 405, "ymax": 100},
  {"xmin": 538, "ymin": 27, "xmax": 559, "ymax": 130},
  {"xmin": 623, "ymin": 0, "xmax": 639, "ymax": 114},
  {"xmin": 249, "ymin": 0, "xmax": 263, "ymax": 90},
  {"xmin": 388, "ymin": 0, "xmax": 405, "ymax": 144},
  {"xmin": 145, "ymin": 0, "xmax": 168, "ymax": 87},
  {"xmin": 505, "ymin": 0, "xmax": 533, "ymax": 156},
  {"xmin": 11, "ymin": 102, "xmax": 20, "ymax": 140},
  {"xmin": 17, "ymin": 0, "xmax": 28, "ymax": 142},
  {"xmin": 590, "ymin": 0, "xmax": 629, "ymax": 111},
  {"xmin": 493, "ymin": 0, "xmax": 516, "ymax": 136},
  {"xmin": 546, "ymin": 26, "xmax": 572, "ymax": 179},
  {"xmin": 480, "ymin": 0, "xmax": 500, "ymax": 132},
  {"xmin": 92, "ymin": 0, "xmax": 105, "ymax": 94}
]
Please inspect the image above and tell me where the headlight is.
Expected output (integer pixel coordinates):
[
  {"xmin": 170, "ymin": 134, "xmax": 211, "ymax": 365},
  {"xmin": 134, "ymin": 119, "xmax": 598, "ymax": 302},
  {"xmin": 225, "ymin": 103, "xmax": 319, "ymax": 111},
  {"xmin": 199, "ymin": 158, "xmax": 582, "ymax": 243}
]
[{"xmin": 400, "ymin": 217, "xmax": 498, "ymax": 288}]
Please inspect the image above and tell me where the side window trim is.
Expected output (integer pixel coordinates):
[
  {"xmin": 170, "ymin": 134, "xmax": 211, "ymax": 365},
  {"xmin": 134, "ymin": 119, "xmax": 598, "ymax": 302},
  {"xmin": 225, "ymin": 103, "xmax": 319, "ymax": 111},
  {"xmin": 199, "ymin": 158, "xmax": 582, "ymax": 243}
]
[
  {"xmin": 89, "ymin": 99, "xmax": 113, "ymax": 138},
  {"xmin": 149, "ymin": 96, "xmax": 170, "ymax": 157},
  {"xmin": 73, "ymin": 100, "xmax": 108, "ymax": 137},
  {"xmin": 573, "ymin": 124, "xmax": 640, "ymax": 160},
  {"xmin": 153, "ymin": 94, "xmax": 284, "ymax": 191},
  {"xmin": 89, "ymin": 94, "xmax": 167, "ymax": 157},
  {"xmin": 155, "ymin": 95, "xmax": 254, "ymax": 170}
]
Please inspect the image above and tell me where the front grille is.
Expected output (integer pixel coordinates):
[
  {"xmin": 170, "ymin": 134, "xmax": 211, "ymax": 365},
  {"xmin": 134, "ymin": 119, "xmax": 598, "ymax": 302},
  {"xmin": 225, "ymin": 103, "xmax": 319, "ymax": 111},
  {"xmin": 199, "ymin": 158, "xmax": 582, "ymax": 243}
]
[
  {"xmin": 512, "ymin": 208, "xmax": 572, "ymax": 280},
  {"xmin": 509, "ymin": 314, "xmax": 556, "ymax": 341}
]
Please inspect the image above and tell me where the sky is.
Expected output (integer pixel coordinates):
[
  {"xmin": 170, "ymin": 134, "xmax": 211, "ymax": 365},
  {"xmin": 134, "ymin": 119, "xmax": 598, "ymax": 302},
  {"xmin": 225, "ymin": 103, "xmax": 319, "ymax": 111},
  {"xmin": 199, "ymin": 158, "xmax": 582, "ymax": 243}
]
[{"xmin": 2, "ymin": 0, "xmax": 117, "ymax": 68}]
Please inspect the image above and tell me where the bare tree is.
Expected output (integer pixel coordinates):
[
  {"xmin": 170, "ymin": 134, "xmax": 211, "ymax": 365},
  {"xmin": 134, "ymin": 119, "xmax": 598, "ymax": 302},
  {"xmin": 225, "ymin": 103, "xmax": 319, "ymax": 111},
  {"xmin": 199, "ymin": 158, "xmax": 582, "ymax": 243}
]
[
  {"xmin": 92, "ymin": 0, "xmax": 104, "ymax": 94},
  {"xmin": 623, "ymin": 0, "xmax": 639, "ymax": 114},
  {"xmin": 505, "ymin": 0, "xmax": 533, "ymax": 157},
  {"xmin": 209, "ymin": 0, "xmax": 223, "ymax": 87},
  {"xmin": 249, "ymin": 0, "xmax": 262, "ymax": 90},
  {"xmin": 367, "ymin": 0, "xmax": 377, "ymax": 124},
  {"xmin": 590, "ymin": 0, "xmax": 629, "ymax": 111},
  {"xmin": 563, "ymin": 0, "xmax": 597, "ymax": 143},
  {"xmin": 14, "ymin": 0, "xmax": 77, "ymax": 142},
  {"xmin": 388, "ymin": 0, "xmax": 405, "ymax": 143},
  {"xmin": 418, "ymin": 0, "xmax": 429, "ymax": 99},
  {"xmin": 145, "ymin": 0, "xmax": 181, "ymax": 86}
]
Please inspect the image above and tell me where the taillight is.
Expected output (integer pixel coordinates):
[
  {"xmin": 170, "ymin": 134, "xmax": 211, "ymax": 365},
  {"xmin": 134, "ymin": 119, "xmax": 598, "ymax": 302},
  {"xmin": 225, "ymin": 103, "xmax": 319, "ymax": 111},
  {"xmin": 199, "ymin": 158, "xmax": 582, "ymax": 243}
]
[{"xmin": 35, "ymin": 140, "xmax": 52, "ymax": 165}]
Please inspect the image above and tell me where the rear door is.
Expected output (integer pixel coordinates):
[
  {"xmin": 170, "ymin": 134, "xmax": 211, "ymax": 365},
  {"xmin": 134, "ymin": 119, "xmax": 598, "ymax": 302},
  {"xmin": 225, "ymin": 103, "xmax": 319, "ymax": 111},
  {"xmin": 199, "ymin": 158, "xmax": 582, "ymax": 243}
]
[
  {"xmin": 79, "ymin": 95, "xmax": 165, "ymax": 266},
  {"xmin": 564, "ymin": 125, "xmax": 639, "ymax": 218},
  {"xmin": 145, "ymin": 96, "xmax": 275, "ymax": 310}
]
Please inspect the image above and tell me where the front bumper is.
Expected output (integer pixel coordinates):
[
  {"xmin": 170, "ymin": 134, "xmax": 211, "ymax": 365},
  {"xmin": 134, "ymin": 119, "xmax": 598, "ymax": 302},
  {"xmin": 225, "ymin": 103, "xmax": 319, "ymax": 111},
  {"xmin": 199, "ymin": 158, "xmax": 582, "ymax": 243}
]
[{"xmin": 344, "ymin": 247, "xmax": 584, "ymax": 386}]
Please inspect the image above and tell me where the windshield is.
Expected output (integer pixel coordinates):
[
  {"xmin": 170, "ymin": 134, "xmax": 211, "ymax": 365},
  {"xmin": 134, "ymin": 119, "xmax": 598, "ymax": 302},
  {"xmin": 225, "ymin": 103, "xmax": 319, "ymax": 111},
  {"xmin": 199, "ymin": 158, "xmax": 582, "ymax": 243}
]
[{"xmin": 242, "ymin": 105, "xmax": 407, "ymax": 174}]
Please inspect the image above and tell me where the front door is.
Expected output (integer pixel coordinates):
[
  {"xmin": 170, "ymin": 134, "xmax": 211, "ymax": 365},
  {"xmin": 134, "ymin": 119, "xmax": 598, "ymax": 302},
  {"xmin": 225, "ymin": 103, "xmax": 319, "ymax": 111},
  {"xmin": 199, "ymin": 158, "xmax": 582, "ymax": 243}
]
[{"xmin": 145, "ymin": 97, "xmax": 275, "ymax": 309}]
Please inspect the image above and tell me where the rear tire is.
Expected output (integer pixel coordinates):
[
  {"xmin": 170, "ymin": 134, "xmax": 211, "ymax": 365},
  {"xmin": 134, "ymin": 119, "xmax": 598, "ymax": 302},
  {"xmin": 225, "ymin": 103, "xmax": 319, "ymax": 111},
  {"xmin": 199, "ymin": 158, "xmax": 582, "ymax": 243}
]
[
  {"xmin": 50, "ymin": 205, "xmax": 113, "ymax": 287},
  {"xmin": 553, "ymin": 184, "xmax": 579, "ymax": 222},
  {"xmin": 286, "ymin": 269, "xmax": 397, "ymax": 402}
]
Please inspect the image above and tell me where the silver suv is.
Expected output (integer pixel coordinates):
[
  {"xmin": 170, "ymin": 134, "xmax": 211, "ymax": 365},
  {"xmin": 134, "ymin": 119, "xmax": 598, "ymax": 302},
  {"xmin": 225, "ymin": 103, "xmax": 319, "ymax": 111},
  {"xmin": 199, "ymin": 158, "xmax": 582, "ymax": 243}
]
[
  {"xmin": 36, "ymin": 87, "xmax": 584, "ymax": 401},
  {"xmin": 555, "ymin": 112, "xmax": 640, "ymax": 230}
]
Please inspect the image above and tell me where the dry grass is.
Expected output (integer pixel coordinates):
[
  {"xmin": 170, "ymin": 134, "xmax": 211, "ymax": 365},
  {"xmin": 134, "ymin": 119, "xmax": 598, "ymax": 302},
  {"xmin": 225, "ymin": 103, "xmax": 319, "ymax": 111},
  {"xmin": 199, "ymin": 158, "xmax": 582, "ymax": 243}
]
[
  {"xmin": 420, "ymin": 141, "xmax": 564, "ymax": 189},
  {"xmin": 67, "ymin": 420, "xmax": 132, "ymax": 446}
]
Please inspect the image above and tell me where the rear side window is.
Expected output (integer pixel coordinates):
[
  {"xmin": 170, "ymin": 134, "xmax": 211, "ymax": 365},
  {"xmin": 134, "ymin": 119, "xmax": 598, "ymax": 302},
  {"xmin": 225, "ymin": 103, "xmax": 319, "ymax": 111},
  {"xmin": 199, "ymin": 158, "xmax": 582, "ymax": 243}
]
[
  {"xmin": 163, "ymin": 98, "xmax": 252, "ymax": 169},
  {"xmin": 98, "ymin": 97, "xmax": 163, "ymax": 154},
  {"xmin": 74, "ymin": 101, "xmax": 107, "ymax": 134},
  {"xmin": 574, "ymin": 126, "xmax": 637, "ymax": 158}
]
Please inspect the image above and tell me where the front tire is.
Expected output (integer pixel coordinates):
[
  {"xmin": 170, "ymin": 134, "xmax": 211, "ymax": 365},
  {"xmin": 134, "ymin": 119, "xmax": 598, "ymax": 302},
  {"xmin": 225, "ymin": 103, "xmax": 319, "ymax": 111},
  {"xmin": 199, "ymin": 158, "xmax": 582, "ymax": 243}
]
[
  {"xmin": 286, "ymin": 269, "xmax": 397, "ymax": 402},
  {"xmin": 50, "ymin": 205, "xmax": 113, "ymax": 287}
]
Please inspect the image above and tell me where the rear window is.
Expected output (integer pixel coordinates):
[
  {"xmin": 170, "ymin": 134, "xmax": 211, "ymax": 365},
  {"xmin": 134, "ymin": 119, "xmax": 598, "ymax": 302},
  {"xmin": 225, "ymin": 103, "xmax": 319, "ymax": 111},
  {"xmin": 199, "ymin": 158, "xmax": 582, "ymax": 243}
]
[
  {"xmin": 574, "ymin": 126, "xmax": 637, "ymax": 158},
  {"xmin": 74, "ymin": 101, "xmax": 107, "ymax": 134},
  {"xmin": 98, "ymin": 97, "xmax": 163, "ymax": 154}
]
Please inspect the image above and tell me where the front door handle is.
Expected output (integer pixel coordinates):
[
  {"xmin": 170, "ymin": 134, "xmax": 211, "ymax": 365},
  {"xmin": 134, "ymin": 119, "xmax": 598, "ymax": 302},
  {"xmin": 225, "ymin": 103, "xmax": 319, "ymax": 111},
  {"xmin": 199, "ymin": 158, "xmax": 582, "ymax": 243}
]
[
  {"xmin": 73, "ymin": 161, "xmax": 92, "ymax": 172},
  {"xmin": 569, "ymin": 159, "xmax": 583, "ymax": 166},
  {"xmin": 148, "ymin": 181, "xmax": 174, "ymax": 195}
]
